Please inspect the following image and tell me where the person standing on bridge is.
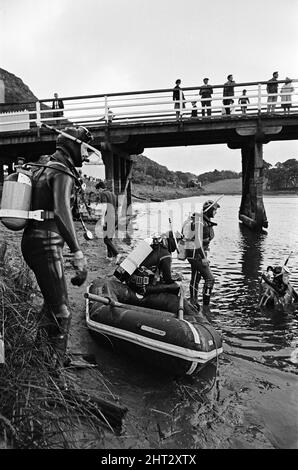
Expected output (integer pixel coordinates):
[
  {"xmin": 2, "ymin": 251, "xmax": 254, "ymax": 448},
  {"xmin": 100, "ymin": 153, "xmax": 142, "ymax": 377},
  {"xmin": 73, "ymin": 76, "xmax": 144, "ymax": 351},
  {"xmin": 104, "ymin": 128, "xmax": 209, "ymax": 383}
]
[
  {"xmin": 21, "ymin": 126, "xmax": 93, "ymax": 369},
  {"xmin": 191, "ymin": 101, "xmax": 198, "ymax": 118},
  {"xmin": 52, "ymin": 92, "xmax": 64, "ymax": 124},
  {"xmin": 199, "ymin": 78, "xmax": 213, "ymax": 117},
  {"xmin": 173, "ymin": 79, "xmax": 186, "ymax": 121},
  {"xmin": 238, "ymin": 89, "xmax": 250, "ymax": 115},
  {"xmin": 266, "ymin": 71, "xmax": 279, "ymax": 114},
  {"xmin": 280, "ymin": 78, "xmax": 294, "ymax": 115},
  {"xmin": 223, "ymin": 74, "xmax": 235, "ymax": 115}
]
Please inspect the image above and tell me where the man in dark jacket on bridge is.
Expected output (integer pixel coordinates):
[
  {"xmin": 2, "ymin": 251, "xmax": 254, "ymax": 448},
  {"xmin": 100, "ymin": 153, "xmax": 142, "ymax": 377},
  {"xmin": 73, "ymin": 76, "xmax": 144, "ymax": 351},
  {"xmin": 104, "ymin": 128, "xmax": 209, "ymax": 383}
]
[
  {"xmin": 173, "ymin": 79, "xmax": 186, "ymax": 121},
  {"xmin": 199, "ymin": 78, "xmax": 213, "ymax": 117},
  {"xmin": 223, "ymin": 74, "xmax": 235, "ymax": 115},
  {"xmin": 267, "ymin": 71, "xmax": 279, "ymax": 114},
  {"xmin": 51, "ymin": 92, "xmax": 64, "ymax": 124}
]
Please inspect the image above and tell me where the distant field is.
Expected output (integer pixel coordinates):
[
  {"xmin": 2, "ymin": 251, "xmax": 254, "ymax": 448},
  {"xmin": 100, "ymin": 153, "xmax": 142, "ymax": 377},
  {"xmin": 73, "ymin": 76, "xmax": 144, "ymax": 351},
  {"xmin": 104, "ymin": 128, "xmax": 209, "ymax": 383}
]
[
  {"xmin": 202, "ymin": 178, "xmax": 242, "ymax": 194},
  {"xmin": 130, "ymin": 178, "xmax": 242, "ymax": 201}
]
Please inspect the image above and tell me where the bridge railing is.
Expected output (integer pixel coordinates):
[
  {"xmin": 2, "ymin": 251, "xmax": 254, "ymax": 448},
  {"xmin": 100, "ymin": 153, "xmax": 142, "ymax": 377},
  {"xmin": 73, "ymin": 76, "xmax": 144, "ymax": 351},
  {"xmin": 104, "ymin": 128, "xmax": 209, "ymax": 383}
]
[{"xmin": 0, "ymin": 79, "xmax": 297, "ymax": 131}]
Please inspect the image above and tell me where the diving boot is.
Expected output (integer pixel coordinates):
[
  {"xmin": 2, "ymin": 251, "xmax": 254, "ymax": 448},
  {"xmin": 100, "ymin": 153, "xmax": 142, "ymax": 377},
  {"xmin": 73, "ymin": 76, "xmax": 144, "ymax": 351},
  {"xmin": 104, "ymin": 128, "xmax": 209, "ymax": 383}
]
[{"xmin": 47, "ymin": 314, "xmax": 72, "ymax": 370}]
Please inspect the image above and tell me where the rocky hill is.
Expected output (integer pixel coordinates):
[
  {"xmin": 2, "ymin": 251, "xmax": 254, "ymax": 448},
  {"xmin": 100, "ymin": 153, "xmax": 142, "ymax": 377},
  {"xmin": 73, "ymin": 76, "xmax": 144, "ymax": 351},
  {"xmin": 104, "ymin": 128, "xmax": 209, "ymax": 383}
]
[{"xmin": 0, "ymin": 68, "xmax": 38, "ymax": 111}]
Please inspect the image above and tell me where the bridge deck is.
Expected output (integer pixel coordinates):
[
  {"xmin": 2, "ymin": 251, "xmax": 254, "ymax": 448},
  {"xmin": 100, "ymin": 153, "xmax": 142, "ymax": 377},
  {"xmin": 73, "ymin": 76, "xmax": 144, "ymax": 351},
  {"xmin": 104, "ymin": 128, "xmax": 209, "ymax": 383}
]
[{"xmin": 0, "ymin": 79, "xmax": 298, "ymax": 158}]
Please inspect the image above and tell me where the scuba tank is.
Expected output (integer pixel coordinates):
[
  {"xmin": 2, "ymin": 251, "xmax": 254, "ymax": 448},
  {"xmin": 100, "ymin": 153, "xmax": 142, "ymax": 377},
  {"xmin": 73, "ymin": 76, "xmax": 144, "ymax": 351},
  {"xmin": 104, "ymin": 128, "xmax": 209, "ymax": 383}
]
[
  {"xmin": 0, "ymin": 167, "xmax": 33, "ymax": 231},
  {"xmin": 0, "ymin": 160, "xmax": 93, "ymax": 240},
  {"xmin": 114, "ymin": 239, "xmax": 153, "ymax": 282}
]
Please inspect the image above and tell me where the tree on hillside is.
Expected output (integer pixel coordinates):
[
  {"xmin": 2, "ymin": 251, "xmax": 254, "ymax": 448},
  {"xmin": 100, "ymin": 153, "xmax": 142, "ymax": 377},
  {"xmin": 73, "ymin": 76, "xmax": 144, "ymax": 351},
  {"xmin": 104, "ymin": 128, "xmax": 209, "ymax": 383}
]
[
  {"xmin": 266, "ymin": 159, "xmax": 298, "ymax": 190},
  {"xmin": 131, "ymin": 154, "xmax": 197, "ymax": 187},
  {"xmin": 198, "ymin": 169, "xmax": 240, "ymax": 185}
]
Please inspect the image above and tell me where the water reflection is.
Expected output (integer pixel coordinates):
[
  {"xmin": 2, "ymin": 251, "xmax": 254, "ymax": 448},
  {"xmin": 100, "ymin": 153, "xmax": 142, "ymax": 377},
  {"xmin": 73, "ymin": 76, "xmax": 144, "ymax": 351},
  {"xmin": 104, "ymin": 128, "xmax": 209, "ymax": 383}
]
[{"xmin": 239, "ymin": 223, "xmax": 266, "ymax": 281}]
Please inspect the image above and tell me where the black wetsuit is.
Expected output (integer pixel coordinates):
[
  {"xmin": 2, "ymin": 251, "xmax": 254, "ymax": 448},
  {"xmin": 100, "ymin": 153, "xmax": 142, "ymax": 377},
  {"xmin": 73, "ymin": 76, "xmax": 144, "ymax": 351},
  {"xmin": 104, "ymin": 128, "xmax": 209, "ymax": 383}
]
[
  {"xmin": 21, "ymin": 149, "xmax": 82, "ymax": 359},
  {"xmin": 184, "ymin": 214, "xmax": 216, "ymax": 306},
  {"xmin": 98, "ymin": 189, "xmax": 118, "ymax": 258},
  {"xmin": 111, "ymin": 242, "xmax": 206, "ymax": 319}
]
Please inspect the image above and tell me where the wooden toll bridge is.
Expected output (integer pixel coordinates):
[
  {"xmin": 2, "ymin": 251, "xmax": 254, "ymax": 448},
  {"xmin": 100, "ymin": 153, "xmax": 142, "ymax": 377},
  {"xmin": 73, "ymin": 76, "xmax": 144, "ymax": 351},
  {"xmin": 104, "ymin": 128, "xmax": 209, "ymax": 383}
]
[{"xmin": 0, "ymin": 78, "xmax": 298, "ymax": 231}]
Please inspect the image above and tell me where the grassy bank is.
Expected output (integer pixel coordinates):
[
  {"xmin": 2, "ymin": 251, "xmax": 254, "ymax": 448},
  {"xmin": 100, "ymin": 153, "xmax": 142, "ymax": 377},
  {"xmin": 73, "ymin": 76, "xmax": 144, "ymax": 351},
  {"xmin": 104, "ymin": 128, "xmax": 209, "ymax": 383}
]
[
  {"xmin": 131, "ymin": 183, "xmax": 204, "ymax": 201},
  {"xmin": 0, "ymin": 235, "xmax": 126, "ymax": 449},
  {"xmin": 131, "ymin": 178, "xmax": 242, "ymax": 201},
  {"xmin": 131, "ymin": 179, "xmax": 298, "ymax": 201}
]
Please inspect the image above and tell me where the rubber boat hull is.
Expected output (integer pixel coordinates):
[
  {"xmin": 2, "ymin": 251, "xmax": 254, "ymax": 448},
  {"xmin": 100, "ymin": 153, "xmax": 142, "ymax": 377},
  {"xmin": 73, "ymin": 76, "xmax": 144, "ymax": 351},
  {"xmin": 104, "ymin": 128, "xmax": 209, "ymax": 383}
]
[{"xmin": 86, "ymin": 279, "xmax": 223, "ymax": 377}]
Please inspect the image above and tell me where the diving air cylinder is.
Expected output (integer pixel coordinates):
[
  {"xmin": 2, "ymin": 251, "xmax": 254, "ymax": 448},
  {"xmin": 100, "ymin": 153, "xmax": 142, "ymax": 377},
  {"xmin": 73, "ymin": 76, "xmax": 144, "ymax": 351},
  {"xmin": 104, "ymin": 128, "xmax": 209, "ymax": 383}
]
[
  {"xmin": 114, "ymin": 240, "xmax": 153, "ymax": 282},
  {"xmin": 0, "ymin": 168, "xmax": 32, "ymax": 231}
]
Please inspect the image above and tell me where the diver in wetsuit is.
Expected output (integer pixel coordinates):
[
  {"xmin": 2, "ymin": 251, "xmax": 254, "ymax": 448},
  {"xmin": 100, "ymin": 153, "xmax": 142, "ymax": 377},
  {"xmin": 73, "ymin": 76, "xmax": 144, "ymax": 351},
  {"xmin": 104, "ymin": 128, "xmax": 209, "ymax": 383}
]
[
  {"xmin": 127, "ymin": 232, "xmax": 179, "ymax": 295},
  {"xmin": 21, "ymin": 126, "xmax": 94, "ymax": 367},
  {"xmin": 260, "ymin": 265, "xmax": 298, "ymax": 307},
  {"xmin": 112, "ymin": 232, "xmax": 206, "ymax": 319},
  {"xmin": 183, "ymin": 200, "xmax": 220, "ymax": 313},
  {"xmin": 95, "ymin": 180, "xmax": 119, "ymax": 260}
]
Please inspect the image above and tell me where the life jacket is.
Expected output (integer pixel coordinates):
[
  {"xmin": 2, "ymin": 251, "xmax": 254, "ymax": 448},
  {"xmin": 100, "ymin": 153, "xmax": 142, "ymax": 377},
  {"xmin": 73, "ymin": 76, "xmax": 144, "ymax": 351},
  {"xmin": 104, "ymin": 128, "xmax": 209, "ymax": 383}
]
[{"xmin": 128, "ymin": 266, "xmax": 156, "ymax": 290}]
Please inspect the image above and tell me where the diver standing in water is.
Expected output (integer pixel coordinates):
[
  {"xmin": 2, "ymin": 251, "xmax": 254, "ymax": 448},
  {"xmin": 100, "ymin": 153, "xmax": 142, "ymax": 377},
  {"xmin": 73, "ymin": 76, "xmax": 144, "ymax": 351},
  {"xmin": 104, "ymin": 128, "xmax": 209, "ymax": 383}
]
[
  {"xmin": 21, "ymin": 126, "xmax": 94, "ymax": 368},
  {"xmin": 182, "ymin": 200, "xmax": 220, "ymax": 314}
]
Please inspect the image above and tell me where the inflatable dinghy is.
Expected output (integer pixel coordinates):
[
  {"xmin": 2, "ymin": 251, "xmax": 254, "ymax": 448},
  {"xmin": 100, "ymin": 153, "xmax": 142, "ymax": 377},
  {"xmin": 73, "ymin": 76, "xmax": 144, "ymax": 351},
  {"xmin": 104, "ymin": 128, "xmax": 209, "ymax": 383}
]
[{"xmin": 85, "ymin": 279, "xmax": 223, "ymax": 376}]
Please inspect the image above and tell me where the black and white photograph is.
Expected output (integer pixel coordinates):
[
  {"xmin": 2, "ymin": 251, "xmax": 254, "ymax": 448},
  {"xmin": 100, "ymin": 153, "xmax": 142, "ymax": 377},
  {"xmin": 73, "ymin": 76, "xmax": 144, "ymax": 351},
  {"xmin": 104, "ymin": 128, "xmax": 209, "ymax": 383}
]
[{"xmin": 0, "ymin": 0, "xmax": 297, "ymax": 456}]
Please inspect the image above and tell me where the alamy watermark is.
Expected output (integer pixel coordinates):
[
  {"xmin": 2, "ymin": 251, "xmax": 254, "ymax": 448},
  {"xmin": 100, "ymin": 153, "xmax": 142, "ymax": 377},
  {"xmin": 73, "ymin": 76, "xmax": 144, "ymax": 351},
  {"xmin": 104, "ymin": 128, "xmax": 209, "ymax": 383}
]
[{"xmin": 93, "ymin": 199, "xmax": 204, "ymax": 241}]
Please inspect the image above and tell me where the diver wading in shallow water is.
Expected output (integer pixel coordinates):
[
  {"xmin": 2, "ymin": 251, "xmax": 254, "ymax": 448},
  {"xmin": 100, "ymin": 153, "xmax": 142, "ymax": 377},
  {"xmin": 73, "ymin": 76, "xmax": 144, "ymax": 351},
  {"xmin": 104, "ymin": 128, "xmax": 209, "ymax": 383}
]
[
  {"xmin": 182, "ymin": 200, "xmax": 220, "ymax": 314},
  {"xmin": 21, "ymin": 126, "xmax": 94, "ymax": 367}
]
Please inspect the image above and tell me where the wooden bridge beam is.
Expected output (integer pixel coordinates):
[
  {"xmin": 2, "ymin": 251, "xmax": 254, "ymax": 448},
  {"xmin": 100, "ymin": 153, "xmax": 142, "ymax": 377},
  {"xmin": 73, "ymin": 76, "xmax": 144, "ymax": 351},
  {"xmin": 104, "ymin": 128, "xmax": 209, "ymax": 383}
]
[{"xmin": 239, "ymin": 140, "xmax": 268, "ymax": 231}]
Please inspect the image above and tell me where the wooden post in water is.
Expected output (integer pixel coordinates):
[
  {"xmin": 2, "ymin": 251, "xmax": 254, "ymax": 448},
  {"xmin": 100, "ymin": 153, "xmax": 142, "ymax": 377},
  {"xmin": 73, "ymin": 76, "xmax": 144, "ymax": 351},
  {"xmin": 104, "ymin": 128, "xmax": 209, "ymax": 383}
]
[{"xmin": 239, "ymin": 140, "xmax": 268, "ymax": 231}]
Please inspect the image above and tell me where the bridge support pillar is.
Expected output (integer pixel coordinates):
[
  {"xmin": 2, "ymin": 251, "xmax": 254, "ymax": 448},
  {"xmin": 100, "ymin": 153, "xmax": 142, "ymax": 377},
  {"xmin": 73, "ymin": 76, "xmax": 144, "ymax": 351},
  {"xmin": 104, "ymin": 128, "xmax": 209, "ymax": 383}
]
[
  {"xmin": 0, "ymin": 164, "xmax": 4, "ymax": 184},
  {"xmin": 239, "ymin": 141, "xmax": 268, "ymax": 231},
  {"xmin": 101, "ymin": 147, "xmax": 114, "ymax": 192},
  {"xmin": 100, "ymin": 143, "xmax": 133, "ymax": 233}
]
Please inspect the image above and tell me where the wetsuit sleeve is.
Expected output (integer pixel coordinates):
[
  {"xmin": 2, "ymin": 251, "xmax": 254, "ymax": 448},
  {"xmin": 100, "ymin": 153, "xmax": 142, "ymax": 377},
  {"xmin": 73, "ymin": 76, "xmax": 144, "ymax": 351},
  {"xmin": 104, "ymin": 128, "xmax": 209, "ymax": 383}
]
[
  {"xmin": 159, "ymin": 253, "xmax": 174, "ymax": 283},
  {"xmin": 52, "ymin": 172, "xmax": 81, "ymax": 253}
]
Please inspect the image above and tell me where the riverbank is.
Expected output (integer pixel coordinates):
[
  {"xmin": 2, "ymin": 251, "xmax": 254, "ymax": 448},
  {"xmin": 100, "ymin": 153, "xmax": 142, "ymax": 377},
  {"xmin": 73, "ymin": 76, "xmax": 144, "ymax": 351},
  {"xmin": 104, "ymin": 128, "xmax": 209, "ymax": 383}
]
[{"xmin": 131, "ymin": 179, "xmax": 298, "ymax": 201}]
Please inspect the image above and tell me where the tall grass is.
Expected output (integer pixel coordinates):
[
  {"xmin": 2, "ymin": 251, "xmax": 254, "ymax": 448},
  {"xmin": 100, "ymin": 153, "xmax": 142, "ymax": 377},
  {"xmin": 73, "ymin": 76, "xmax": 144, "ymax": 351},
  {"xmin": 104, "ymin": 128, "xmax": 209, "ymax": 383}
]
[{"xmin": 0, "ymin": 241, "xmax": 125, "ymax": 449}]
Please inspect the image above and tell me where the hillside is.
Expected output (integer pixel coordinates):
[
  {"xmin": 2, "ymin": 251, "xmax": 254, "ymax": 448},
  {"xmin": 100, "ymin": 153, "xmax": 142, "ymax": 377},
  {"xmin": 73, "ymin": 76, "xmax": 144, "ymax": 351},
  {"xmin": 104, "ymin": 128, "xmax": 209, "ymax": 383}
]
[
  {"xmin": 0, "ymin": 68, "xmax": 38, "ymax": 111},
  {"xmin": 129, "ymin": 154, "xmax": 242, "ymax": 199},
  {"xmin": 131, "ymin": 154, "xmax": 198, "ymax": 188}
]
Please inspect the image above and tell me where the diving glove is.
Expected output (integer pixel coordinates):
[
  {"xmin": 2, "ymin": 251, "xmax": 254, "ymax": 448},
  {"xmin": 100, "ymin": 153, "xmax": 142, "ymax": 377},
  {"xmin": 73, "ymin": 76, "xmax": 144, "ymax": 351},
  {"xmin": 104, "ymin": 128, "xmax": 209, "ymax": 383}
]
[{"xmin": 71, "ymin": 250, "xmax": 88, "ymax": 286}]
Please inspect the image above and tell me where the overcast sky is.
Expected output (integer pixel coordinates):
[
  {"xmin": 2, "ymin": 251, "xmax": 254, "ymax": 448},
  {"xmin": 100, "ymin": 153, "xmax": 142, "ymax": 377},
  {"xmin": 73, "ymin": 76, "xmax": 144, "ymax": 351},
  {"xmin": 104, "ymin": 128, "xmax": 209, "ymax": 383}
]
[{"xmin": 1, "ymin": 0, "xmax": 298, "ymax": 174}]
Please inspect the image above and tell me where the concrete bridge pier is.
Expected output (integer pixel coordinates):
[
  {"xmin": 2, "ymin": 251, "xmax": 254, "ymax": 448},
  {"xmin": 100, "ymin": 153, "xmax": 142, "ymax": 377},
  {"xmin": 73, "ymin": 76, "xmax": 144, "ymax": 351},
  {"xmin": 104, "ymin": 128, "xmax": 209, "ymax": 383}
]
[
  {"xmin": 100, "ymin": 142, "xmax": 134, "ymax": 229},
  {"xmin": 239, "ymin": 140, "xmax": 268, "ymax": 231}
]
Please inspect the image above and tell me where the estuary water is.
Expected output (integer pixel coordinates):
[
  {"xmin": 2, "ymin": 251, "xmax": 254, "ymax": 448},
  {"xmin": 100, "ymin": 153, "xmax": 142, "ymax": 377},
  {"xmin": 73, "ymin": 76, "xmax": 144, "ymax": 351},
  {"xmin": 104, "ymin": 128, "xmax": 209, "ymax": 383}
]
[{"xmin": 95, "ymin": 195, "xmax": 298, "ymax": 449}]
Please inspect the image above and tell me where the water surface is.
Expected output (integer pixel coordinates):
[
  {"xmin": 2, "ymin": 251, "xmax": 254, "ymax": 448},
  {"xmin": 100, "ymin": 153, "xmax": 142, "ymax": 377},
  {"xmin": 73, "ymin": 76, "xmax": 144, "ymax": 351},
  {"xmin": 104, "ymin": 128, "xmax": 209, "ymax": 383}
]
[{"xmin": 93, "ymin": 195, "xmax": 298, "ymax": 449}]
